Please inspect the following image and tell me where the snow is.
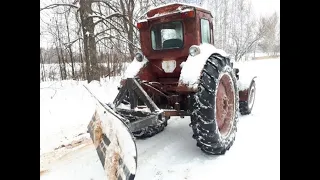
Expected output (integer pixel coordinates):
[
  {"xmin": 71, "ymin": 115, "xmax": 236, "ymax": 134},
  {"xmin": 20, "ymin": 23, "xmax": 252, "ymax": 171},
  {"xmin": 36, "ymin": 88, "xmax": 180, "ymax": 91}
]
[
  {"xmin": 40, "ymin": 57, "xmax": 279, "ymax": 180},
  {"xmin": 140, "ymin": 3, "xmax": 198, "ymax": 22},
  {"xmin": 147, "ymin": 2, "xmax": 205, "ymax": 14},
  {"xmin": 123, "ymin": 57, "xmax": 148, "ymax": 78},
  {"xmin": 234, "ymin": 61, "xmax": 259, "ymax": 91},
  {"xmin": 179, "ymin": 43, "xmax": 228, "ymax": 88},
  {"xmin": 40, "ymin": 80, "xmax": 95, "ymax": 155},
  {"xmin": 40, "ymin": 77, "xmax": 121, "ymax": 171},
  {"xmin": 137, "ymin": 19, "xmax": 147, "ymax": 23},
  {"xmin": 149, "ymin": 7, "xmax": 194, "ymax": 19}
]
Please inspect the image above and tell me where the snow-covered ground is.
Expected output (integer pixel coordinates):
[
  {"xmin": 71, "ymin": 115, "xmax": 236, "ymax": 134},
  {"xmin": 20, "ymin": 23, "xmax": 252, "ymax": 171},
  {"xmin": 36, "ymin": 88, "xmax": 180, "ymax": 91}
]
[{"xmin": 40, "ymin": 57, "xmax": 280, "ymax": 180}]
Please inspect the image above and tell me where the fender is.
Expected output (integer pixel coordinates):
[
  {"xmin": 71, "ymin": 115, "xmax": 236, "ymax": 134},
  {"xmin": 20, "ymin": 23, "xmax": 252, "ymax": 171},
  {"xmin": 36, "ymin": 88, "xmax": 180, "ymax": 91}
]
[{"xmin": 238, "ymin": 76, "xmax": 257, "ymax": 102}]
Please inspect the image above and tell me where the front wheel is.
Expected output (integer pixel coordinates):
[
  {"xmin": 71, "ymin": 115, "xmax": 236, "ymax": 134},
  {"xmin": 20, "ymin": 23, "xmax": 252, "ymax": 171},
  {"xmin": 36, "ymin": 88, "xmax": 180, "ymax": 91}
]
[{"xmin": 190, "ymin": 53, "xmax": 239, "ymax": 155}]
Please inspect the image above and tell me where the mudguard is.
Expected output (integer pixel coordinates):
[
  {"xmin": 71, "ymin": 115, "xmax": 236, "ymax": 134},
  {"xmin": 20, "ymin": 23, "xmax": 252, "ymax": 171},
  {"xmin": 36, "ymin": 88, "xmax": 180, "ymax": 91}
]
[
  {"xmin": 84, "ymin": 85, "xmax": 137, "ymax": 180},
  {"xmin": 238, "ymin": 76, "xmax": 257, "ymax": 101}
]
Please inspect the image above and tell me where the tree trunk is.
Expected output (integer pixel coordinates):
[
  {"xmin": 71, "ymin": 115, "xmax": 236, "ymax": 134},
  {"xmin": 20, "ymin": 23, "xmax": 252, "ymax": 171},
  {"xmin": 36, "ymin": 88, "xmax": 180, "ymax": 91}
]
[
  {"xmin": 56, "ymin": 47, "xmax": 64, "ymax": 80},
  {"xmin": 40, "ymin": 48, "xmax": 46, "ymax": 82},
  {"xmin": 107, "ymin": 50, "xmax": 110, "ymax": 79},
  {"xmin": 79, "ymin": 0, "xmax": 99, "ymax": 83},
  {"xmin": 120, "ymin": 0, "xmax": 135, "ymax": 60},
  {"xmin": 55, "ymin": 19, "xmax": 67, "ymax": 80},
  {"xmin": 78, "ymin": 35, "xmax": 86, "ymax": 80},
  {"xmin": 64, "ymin": 12, "xmax": 75, "ymax": 79}
]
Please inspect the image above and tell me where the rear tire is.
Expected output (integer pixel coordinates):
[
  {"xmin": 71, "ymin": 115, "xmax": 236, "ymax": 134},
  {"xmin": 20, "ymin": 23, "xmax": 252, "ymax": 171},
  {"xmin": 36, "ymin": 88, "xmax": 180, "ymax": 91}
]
[
  {"xmin": 239, "ymin": 80, "xmax": 256, "ymax": 115},
  {"xmin": 190, "ymin": 53, "xmax": 239, "ymax": 155}
]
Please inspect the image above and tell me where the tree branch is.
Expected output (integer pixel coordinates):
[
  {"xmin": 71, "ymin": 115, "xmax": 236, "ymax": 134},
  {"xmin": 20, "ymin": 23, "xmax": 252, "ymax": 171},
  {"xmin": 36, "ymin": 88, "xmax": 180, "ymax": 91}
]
[
  {"xmin": 90, "ymin": 13, "xmax": 125, "ymax": 25},
  {"xmin": 96, "ymin": 35, "xmax": 141, "ymax": 50},
  {"xmin": 40, "ymin": 4, "xmax": 79, "ymax": 11},
  {"xmin": 63, "ymin": 38, "xmax": 83, "ymax": 48},
  {"xmin": 91, "ymin": 0, "xmax": 120, "ymax": 13},
  {"xmin": 94, "ymin": 28, "xmax": 115, "ymax": 38}
]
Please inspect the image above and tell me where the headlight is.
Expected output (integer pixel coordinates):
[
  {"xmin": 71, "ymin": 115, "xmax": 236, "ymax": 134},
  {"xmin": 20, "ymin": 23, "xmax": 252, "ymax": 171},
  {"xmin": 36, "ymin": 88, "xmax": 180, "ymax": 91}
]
[
  {"xmin": 135, "ymin": 52, "xmax": 144, "ymax": 62},
  {"xmin": 189, "ymin": 45, "xmax": 200, "ymax": 56}
]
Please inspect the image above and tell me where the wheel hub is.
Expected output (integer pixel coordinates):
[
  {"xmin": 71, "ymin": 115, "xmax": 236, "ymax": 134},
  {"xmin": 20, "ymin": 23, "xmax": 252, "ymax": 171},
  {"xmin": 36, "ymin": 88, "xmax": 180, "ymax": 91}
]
[{"xmin": 216, "ymin": 74, "xmax": 235, "ymax": 137}]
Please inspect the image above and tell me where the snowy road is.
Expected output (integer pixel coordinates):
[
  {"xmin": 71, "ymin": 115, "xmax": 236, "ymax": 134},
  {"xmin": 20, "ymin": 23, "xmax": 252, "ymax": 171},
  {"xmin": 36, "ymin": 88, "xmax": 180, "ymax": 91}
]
[{"xmin": 40, "ymin": 58, "xmax": 280, "ymax": 180}]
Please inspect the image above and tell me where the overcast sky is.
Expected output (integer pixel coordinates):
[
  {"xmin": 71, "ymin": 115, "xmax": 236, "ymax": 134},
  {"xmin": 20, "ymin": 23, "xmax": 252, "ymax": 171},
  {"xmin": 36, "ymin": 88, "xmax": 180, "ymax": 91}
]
[{"xmin": 251, "ymin": 0, "xmax": 280, "ymax": 17}]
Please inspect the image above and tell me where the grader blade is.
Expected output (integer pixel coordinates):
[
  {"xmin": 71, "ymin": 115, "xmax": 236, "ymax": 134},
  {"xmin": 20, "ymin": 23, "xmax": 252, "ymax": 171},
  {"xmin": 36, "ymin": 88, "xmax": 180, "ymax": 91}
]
[{"xmin": 84, "ymin": 85, "xmax": 137, "ymax": 180}]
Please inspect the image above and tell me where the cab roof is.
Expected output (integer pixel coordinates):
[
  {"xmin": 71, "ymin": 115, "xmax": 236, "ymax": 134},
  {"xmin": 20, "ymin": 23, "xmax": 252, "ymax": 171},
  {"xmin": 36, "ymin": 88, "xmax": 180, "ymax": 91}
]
[{"xmin": 143, "ymin": 3, "xmax": 212, "ymax": 21}]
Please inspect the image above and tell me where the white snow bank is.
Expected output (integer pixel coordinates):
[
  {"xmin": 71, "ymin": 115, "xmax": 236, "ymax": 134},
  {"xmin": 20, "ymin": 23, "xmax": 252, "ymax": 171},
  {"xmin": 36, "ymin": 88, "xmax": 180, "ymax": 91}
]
[
  {"xmin": 40, "ymin": 133, "xmax": 91, "ymax": 172},
  {"xmin": 179, "ymin": 43, "xmax": 228, "ymax": 87},
  {"xmin": 233, "ymin": 62, "xmax": 257, "ymax": 91},
  {"xmin": 87, "ymin": 76, "xmax": 122, "ymax": 103},
  {"xmin": 40, "ymin": 81, "xmax": 96, "ymax": 155},
  {"xmin": 40, "ymin": 77, "xmax": 122, "ymax": 156},
  {"xmin": 123, "ymin": 57, "xmax": 148, "ymax": 79}
]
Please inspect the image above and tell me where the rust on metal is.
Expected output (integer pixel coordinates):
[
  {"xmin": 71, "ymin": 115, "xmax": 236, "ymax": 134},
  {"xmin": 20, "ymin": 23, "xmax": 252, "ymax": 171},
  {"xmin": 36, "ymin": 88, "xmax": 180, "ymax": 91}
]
[
  {"xmin": 174, "ymin": 102, "xmax": 180, "ymax": 111},
  {"xmin": 239, "ymin": 78, "xmax": 256, "ymax": 102},
  {"xmin": 108, "ymin": 151, "xmax": 120, "ymax": 180},
  {"xmin": 141, "ymin": 82, "xmax": 169, "ymax": 98},
  {"xmin": 90, "ymin": 111, "xmax": 103, "ymax": 148},
  {"xmin": 163, "ymin": 109, "xmax": 188, "ymax": 117},
  {"xmin": 239, "ymin": 89, "xmax": 249, "ymax": 102},
  {"xmin": 216, "ymin": 74, "xmax": 235, "ymax": 137}
]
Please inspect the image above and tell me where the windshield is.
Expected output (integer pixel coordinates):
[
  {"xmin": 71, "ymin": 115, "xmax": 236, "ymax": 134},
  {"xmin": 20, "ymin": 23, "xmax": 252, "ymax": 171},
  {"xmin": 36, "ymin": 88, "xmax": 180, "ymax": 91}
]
[{"xmin": 151, "ymin": 21, "xmax": 183, "ymax": 50}]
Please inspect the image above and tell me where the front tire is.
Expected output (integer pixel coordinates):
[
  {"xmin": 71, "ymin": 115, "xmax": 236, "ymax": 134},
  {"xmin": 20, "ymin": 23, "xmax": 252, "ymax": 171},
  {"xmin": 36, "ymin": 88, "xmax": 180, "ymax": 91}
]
[
  {"xmin": 132, "ymin": 118, "xmax": 168, "ymax": 139},
  {"xmin": 190, "ymin": 53, "xmax": 239, "ymax": 155}
]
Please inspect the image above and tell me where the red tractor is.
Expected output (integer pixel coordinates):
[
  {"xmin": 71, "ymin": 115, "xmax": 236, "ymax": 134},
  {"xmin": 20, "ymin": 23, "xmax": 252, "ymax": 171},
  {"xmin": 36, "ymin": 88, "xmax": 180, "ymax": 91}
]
[{"xmin": 85, "ymin": 3, "xmax": 256, "ymax": 180}]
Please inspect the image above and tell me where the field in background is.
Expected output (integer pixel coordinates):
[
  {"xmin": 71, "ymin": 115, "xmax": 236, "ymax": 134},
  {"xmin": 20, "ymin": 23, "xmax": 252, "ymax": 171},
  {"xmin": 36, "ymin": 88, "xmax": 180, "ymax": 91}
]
[{"xmin": 40, "ymin": 53, "xmax": 279, "ymax": 82}]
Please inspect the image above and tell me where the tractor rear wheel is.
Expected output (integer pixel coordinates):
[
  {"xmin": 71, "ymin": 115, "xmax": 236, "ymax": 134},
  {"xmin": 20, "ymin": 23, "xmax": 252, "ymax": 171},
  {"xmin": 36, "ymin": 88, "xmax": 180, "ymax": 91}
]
[
  {"xmin": 239, "ymin": 80, "xmax": 256, "ymax": 115},
  {"xmin": 190, "ymin": 53, "xmax": 239, "ymax": 155}
]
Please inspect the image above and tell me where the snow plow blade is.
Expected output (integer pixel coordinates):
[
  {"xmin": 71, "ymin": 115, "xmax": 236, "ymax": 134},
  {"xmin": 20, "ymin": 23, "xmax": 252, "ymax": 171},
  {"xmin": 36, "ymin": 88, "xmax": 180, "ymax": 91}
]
[{"xmin": 84, "ymin": 85, "xmax": 137, "ymax": 180}]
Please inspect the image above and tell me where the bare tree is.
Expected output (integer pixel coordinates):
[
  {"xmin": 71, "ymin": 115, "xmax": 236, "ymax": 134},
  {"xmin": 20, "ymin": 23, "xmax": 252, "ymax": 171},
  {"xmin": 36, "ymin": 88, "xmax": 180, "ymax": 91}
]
[
  {"xmin": 41, "ymin": 0, "xmax": 274, "ymax": 83},
  {"xmin": 204, "ymin": 0, "xmax": 267, "ymax": 61},
  {"xmin": 40, "ymin": 48, "xmax": 46, "ymax": 82},
  {"xmin": 53, "ymin": 17, "xmax": 68, "ymax": 79},
  {"xmin": 41, "ymin": 0, "xmax": 133, "ymax": 82},
  {"xmin": 63, "ymin": 8, "xmax": 76, "ymax": 79},
  {"xmin": 258, "ymin": 12, "xmax": 279, "ymax": 55}
]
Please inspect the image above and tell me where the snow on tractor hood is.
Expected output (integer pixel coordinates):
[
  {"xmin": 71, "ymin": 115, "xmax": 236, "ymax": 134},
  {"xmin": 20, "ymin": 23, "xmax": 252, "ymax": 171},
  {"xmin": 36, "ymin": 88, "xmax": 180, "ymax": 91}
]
[
  {"xmin": 179, "ymin": 43, "xmax": 229, "ymax": 88},
  {"xmin": 123, "ymin": 57, "xmax": 149, "ymax": 79}
]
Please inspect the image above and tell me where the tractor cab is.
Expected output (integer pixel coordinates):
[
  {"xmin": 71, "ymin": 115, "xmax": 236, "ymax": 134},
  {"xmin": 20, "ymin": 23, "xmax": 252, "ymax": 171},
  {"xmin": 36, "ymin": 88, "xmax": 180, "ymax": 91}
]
[
  {"xmin": 137, "ymin": 3, "xmax": 214, "ymax": 58},
  {"xmin": 136, "ymin": 3, "xmax": 214, "ymax": 82}
]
